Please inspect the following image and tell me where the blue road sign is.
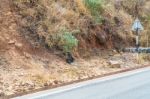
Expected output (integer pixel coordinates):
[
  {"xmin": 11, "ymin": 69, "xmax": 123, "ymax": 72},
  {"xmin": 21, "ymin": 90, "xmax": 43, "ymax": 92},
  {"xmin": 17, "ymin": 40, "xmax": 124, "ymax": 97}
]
[{"xmin": 132, "ymin": 18, "xmax": 144, "ymax": 31}]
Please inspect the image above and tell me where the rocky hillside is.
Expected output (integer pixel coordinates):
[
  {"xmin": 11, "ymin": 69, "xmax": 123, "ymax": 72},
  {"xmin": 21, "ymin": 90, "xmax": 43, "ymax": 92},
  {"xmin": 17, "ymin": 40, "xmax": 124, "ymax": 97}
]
[
  {"xmin": 11, "ymin": 0, "xmax": 150, "ymax": 56},
  {"xmin": 11, "ymin": 0, "xmax": 135, "ymax": 55},
  {"xmin": 0, "ymin": 0, "xmax": 150, "ymax": 97}
]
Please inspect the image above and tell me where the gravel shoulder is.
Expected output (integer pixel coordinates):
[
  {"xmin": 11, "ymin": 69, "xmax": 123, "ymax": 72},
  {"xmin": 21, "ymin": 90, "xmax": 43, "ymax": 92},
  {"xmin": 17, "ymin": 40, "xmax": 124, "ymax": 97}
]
[{"xmin": 1, "ymin": 52, "xmax": 149, "ymax": 97}]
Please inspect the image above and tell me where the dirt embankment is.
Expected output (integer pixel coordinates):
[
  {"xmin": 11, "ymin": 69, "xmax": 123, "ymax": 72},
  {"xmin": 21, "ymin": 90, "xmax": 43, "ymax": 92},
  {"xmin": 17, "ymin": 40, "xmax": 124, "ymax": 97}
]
[
  {"xmin": 0, "ymin": 0, "xmax": 67, "ymax": 96},
  {"xmin": 0, "ymin": 0, "xmax": 149, "ymax": 98}
]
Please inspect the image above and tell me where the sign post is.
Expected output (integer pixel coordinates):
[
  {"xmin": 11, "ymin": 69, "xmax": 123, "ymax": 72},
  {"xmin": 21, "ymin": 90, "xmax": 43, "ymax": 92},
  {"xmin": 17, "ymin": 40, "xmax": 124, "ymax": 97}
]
[
  {"xmin": 132, "ymin": 18, "xmax": 144, "ymax": 63},
  {"xmin": 132, "ymin": 18, "xmax": 144, "ymax": 52}
]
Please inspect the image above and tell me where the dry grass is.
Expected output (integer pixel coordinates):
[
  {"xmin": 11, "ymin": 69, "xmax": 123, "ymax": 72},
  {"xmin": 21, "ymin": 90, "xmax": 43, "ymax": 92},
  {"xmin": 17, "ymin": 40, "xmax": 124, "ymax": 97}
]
[
  {"xmin": 137, "ymin": 53, "xmax": 150, "ymax": 64},
  {"xmin": 12, "ymin": 0, "xmax": 150, "ymax": 57}
]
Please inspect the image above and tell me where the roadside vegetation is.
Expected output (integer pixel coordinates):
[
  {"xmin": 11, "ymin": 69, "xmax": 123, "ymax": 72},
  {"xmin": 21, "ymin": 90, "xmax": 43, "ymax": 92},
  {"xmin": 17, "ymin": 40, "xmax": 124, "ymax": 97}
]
[
  {"xmin": 12, "ymin": 0, "xmax": 142, "ymax": 57},
  {"xmin": 0, "ymin": 0, "xmax": 150, "ymax": 96}
]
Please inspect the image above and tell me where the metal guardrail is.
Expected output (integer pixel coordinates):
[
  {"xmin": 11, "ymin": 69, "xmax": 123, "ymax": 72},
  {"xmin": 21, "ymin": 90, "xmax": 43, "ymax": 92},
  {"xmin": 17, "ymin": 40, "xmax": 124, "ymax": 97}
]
[{"xmin": 123, "ymin": 47, "xmax": 150, "ymax": 53}]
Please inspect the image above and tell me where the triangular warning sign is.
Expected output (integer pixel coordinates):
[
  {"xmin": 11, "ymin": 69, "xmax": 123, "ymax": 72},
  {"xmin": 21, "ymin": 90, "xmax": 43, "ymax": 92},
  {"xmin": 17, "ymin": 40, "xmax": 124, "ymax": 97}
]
[{"xmin": 132, "ymin": 18, "xmax": 144, "ymax": 31}]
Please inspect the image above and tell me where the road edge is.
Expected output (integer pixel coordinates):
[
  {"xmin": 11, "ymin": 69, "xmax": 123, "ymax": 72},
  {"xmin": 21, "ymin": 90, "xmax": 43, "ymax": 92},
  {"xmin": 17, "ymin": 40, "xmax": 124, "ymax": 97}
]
[{"xmin": 7, "ymin": 65, "xmax": 150, "ymax": 99}]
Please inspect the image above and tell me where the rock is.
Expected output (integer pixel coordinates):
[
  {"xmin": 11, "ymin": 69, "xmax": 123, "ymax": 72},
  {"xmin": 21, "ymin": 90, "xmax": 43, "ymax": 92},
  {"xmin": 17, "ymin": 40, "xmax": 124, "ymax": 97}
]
[
  {"xmin": 8, "ymin": 40, "xmax": 15, "ymax": 44},
  {"xmin": 112, "ymin": 49, "xmax": 118, "ymax": 54},
  {"xmin": 53, "ymin": 80, "xmax": 59, "ymax": 85},
  {"xmin": 0, "ymin": 91, "xmax": 5, "ymax": 97},
  {"xmin": 23, "ymin": 52, "xmax": 31, "ymax": 58},
  {"xmin": 109, "ymin": 53, "xmax": 114, "ymax": 56},
  {"xmin": 44, "ymin": 82, "xmax": 49, "ymax": 87},
  {"xmin": 7, "ymin": 86, "xmax": 13, "ymax": 91},
  {"xmin": 15, "ymin": 43, "xmax": 23, "ymax": 48},
  {"xmin": 70, "ymin": 62, "xmax": 79, "ymax": 66},
  {"xmin": 108, "ymin": 60, "xmax": 121, "ymax": 68},
  {"xmin": 5, "ymin": 12, "xmax": 12, "ymax": 16}
]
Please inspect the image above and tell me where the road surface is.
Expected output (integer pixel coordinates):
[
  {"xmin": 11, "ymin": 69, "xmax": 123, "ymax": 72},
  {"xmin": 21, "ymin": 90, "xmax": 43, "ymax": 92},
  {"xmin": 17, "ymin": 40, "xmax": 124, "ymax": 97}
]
[{"xmin": 12, "ymin": 67, "xmax": 150, "ymax": 99}]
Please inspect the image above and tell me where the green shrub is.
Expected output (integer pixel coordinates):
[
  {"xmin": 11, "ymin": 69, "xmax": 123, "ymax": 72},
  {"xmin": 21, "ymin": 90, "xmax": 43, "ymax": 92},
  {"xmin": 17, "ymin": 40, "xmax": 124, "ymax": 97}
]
[
  {"xmin": 47, "ymin": 30, "xmax": 78, "ymax": 53},
  {"xmin": 84, "ymin": 0, "xmax": 104, "ymax": 15},
  {"xmin": 93, "ymin": 15, "xmax": 103, "ymax": 24},
  {"xmin": 59, "ymin": 32, "xmax": 78, "ymax": 53},
  {"xmin": 84, "ymin": 0, "xmax": 104, "ymax": 24}
]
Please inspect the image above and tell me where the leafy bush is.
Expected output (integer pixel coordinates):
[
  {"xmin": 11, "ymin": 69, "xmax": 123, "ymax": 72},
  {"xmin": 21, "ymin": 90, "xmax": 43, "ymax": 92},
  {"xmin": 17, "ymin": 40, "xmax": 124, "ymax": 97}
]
[
  {"xmin": 59, "ymin": 32, "xmax": 78, "ymax": 53},
  {"xmin": 84, "ymin": 0, "xmax": 104, "ymax": 24},
  {"xmin": 47, "ymin": 30, "xmax": 78, "ymax": 53},
  {"xmin": 84, "ymin": 0, "xmax": 103, "ymax": 14}
]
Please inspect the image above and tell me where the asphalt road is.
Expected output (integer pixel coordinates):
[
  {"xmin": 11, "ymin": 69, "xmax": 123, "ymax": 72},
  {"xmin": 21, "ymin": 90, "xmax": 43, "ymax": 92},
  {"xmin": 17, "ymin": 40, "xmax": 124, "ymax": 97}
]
[{"xmin": 13, "ymin": 67, "xmax": 150, "ymax": 99}]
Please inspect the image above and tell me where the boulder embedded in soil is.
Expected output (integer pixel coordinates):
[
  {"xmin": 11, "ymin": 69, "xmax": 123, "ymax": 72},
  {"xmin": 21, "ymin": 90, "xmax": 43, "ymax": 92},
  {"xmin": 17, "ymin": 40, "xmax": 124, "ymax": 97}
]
[
  {"xmin": 8, "ymin": 40, "xmax": 15, "ymax": 44},
  {"xmin": 15, "ymin": 43, "xmax": 23, "ymax": 48},
  {"xmin": 108, "ymin": 60, "xmax": 121, "ymax": 68}
]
